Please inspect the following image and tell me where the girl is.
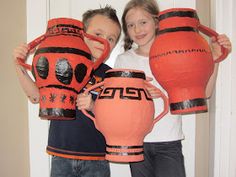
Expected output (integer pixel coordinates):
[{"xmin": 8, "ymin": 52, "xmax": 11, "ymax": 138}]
[{"xmin": 114, "ymin": 0, "xmax": 232, "ymax": 177}]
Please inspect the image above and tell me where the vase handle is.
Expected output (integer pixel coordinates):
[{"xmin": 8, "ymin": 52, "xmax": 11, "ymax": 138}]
[
  {"xmin": 16, "ymin": 35, "xmax": 46, "ymax": 70},
  {"xmin": 81, "ymin": 81, "xmax": 105, "ymax": 123},
  {"xmin": 145, "ymin": 82, "xmax": 169, "ymax": 125},
  {"xmin": 198, "ymin": 24, "xmax": 228, "ymax": 63},
  {"xmin": 83, "ymin": 32, "xmax": 110, "ymax": 70}
]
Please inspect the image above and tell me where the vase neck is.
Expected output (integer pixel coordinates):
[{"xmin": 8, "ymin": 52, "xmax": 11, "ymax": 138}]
[
  {"xmin": 46, "ymin": 18, "xmax": 84, "ymax": 38},
  {"xmin": 158, "ymin": 9, "xmax": 200, "ymax": 34}
]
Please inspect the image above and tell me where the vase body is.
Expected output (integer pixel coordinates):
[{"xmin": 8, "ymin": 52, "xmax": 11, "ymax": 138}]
[
  {"xmin": 83, "ymin": 69, "xmax": 168, "ymax": 162},
  {"xmin": 150, "ymin": 8, "xmax": 224, "ymax": 114},
  {"xmin": 21, "ymin": 18, "xmax": 109, "ymax": 120}
]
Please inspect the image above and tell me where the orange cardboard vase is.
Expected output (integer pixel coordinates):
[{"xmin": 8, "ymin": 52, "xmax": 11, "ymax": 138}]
[
  {"xmin": 149, "ymin": 8, "xmax": 228, "ymax": 114},
  {"xmin": 17, "ymin": 18, "xmax": 109, "ymax": 120},
  {"xmin": 82, "ymin": 69, "xmax": 169, "ymax": 162}
]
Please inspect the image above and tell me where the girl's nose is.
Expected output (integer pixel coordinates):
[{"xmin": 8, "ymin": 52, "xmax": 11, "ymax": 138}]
[{"xmin": 134, "ymin": 25, "xmax": 141, "ymax": 33}]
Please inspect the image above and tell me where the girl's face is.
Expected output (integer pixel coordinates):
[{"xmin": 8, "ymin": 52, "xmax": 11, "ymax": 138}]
[
  {"xmin": 84, "ymin": 14, "xmax": 121, "ymax": 60},
  {"xmin": 125, "ymin": 7, "xmax": 157, "ymax": 48}
]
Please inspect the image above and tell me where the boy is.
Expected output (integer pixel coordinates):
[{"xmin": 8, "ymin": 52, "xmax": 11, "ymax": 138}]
[{"xmin": 13, "ymin": 5, "xmax": 121, "ymax": 177}]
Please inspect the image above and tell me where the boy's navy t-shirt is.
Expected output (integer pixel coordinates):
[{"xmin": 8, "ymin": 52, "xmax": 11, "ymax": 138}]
[{"xmin": 47, "ymin": 63, "xmax": 111, "ymax": 160}]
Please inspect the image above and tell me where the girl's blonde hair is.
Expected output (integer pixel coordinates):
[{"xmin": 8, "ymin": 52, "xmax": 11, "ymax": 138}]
[{"xmin": 122, "ymin": 0, "xmax": 159, "ymax": 51}]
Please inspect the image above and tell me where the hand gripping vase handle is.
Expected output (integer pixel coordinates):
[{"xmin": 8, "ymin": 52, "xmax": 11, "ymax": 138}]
[
  {"xmin": 16, "ymin": 35, "xmax": 46, "ymax": 70},
  {"xmin": 198, "ymin": 24, "xmax": 228, "ymax": 63},
  {"xmin": 81, "ymin": 81, "xmax": 169, "ymax": 127},
  {"xmin": 81, "ymin": 81, "xmax": 105, "ymax": 122}
]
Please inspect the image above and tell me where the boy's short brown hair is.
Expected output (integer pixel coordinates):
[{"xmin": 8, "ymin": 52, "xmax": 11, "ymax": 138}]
[{"xmin": 82, "ymin": 5, "xmax": 121, "ymax": 42}]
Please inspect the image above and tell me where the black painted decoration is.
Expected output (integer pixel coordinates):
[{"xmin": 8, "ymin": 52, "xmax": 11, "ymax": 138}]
[
  {"xmin": 55, "ymin": 58, "xmax": 73, "ymax": 85},
  {"xmin": 75, "ymin": 63, "xmax": 88, "ymax": 83},
  {"xmin": 36, "ymin": 56, "xmax": 49, "ymax": 79}
]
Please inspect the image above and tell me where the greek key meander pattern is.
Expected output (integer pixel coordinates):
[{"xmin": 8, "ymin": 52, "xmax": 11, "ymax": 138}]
[
  {"xmin": 98, "ymin": 87, "xmax": 152, "ymax": 101},
  {"xmin": 47, "ymin": 24, "xmax": 83, "ymax": 37}
]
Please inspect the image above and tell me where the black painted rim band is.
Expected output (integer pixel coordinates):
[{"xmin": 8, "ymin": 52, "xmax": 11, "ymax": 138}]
[
  {"xmin": 170, "ymin": 98, "xmax": 207, "ymax": 111},
  {"xmin": 39, "ymin": 108, "xmax": 75, "ymax": 119},
  {"xmin": 106, "ymin": 151, "xmax": 144, "ymax": 156},
  {"xmin": 105, "ymin": 71, "xmax": 146, "ymax": 79},
  {"xmin": 106, "ymin": 144, "xmax": 144, "ymax": 149},
  {"xmin": 158, "ymin": 11, "xmax": 199, "ymax": 21}
]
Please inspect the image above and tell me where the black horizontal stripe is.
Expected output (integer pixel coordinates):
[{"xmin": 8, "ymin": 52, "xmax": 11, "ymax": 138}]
[
  {"xmin": 47, "ymin": 146, "xmax": 105, "ymax": 157},
  {"xmin": 34, "ymin": 47, "xmax": 92, "ymax": 60},
  {"xmin": 106, "ymin": 151, "xmax": 144, "ymax": 156},
  {"xmin": 39, "ymin": 84, "xmax": 80, "ymax": 94},
  {"xmin": 106, "ymin": 144, "xmax": 143, "ymax": 149},
  {"xmin": 170, "ymin": 98, "xmax": 207, "ymax": 111},
  {"xmin": 39, "ymin": 108, "xmax": 75, "ymax": 119},
  {"xmin": 105, "ymin": 71, "xmax": 146, "ymax": 79},
  {"xmin": 157, "ymin": 26, "xmax": 198, "ymax": 35},
  {"xmin": 158, "ymin": 11, "xmax": 199, "ymax": 21}
]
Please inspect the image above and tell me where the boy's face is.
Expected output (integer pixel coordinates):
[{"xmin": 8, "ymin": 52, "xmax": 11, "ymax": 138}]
[{"xmin": 84, "ymin": 14, "xmax": 121, "ymax": 60}]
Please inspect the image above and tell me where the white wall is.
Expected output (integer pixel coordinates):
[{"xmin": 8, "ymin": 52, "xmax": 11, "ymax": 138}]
[{"xmin": 209, "ymin": 0, "xmax": 236, "ymax": 177}]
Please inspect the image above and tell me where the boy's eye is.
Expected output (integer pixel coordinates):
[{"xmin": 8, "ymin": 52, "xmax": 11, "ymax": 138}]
[
  {"xmin": 108, "ymin": 38, "xmax": 115, "ymax": 43},
  {"xmin": 140, "ymin": 21, "xmax": 147, "ymax": 25},
  {"xmin": 95, "ymin": 33, "xmax": 102, "ymax": 36}
]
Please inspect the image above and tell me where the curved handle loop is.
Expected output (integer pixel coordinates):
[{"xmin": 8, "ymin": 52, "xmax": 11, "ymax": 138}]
[
  {"xmin": 17, "ymin": 35, "xmax": 46, "ymax": 70},
  {"xmin": 198, "ymin": 24, "xmax": 228, "ymax": 63},
  {"xmin": 81, "ymin": 81, "xmax": 105, "ymax": 123},
  {"xmin": 83, "ymin": 32, "xmax": 110, "ymax": 70},
  {"xmin": 145, "ymin": 82, "xmax": 169, "ymax": 125}
]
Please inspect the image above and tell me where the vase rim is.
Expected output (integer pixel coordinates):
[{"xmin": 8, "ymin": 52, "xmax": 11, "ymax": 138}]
[
  {"xmin": 105, "ymin": 69, "xmax": 146, "ymax": 79},
  {"xmin": 158, "ymin": 8, "xmax": 196, "ymax": 16},
  {"xmin": 47, "ymin": 17, "xmax": 83, "ymax": 28}
]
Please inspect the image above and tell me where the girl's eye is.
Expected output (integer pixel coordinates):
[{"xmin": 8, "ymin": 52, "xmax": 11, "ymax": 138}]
[
  {"xmin": 127, "ymin": 24, "xmax": 134, "ymax": 28},
  {"xmin": 141, "ymin": 21, "xmax": 147, "ymax": 25}
]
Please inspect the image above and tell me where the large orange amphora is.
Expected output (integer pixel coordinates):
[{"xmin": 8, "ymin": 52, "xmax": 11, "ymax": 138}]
[
  {"xmin": 17, "ymin": 18, "xmax": 110, "ymax": 120},
  {"xmin": 149, "ymin": 8, "xmax": 228, "ymax": 114},
  {"xmin": 82, "ymin": 69, "xmax": 169, "ymax": 162}
]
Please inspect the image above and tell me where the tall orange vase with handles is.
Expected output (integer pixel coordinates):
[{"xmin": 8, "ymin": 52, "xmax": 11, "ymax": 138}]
[
  {"xmin": 82, "ymin": 69, "xmax": 169, "ymax": 162},
  {"xmin": 149, "ymin": 8, "xmax": 228, "ymax": 114},
  {"xmin": 17, "ymin": 18, "xmax": 110, "ymax": 120}
]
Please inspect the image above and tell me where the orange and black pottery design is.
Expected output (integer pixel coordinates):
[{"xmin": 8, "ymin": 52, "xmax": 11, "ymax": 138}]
[
  {"xmin": 17, "ymin": 18, "xmax": 109, "ymax": 120},
  {"xmin": 82, "ymin": 69, "xmax": 169, "ymax": 162},
  {"xmin": 150, "ymin": 8, "xmax": 228, "ymax": 114}
]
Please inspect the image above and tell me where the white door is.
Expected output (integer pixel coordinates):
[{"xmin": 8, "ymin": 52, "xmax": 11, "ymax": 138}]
[{"xmin": 27, "ymin": 0, "xmax": 198, "ymax": 177}]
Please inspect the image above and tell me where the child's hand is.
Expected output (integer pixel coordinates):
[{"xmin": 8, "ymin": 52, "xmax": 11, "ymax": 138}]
[
  {"xmin": 144, "ymin": 78, "xmax": 162, "ymax": 99},
  {"xmin": 13, "ymin": 43, "xmax": 29, "ymax": 63},
  {"xmin": 211, "ymin": 34, "xmax": 232, "ymax": 60},
  {"xmin": 76, "ymin": 93, "xmax": 94, "ymax": 111}
]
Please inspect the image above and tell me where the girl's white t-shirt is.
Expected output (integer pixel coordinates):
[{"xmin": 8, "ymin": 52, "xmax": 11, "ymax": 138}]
[{"xmin": 114, "ymin": 49, "xmax": 184, "ymax": 142}]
